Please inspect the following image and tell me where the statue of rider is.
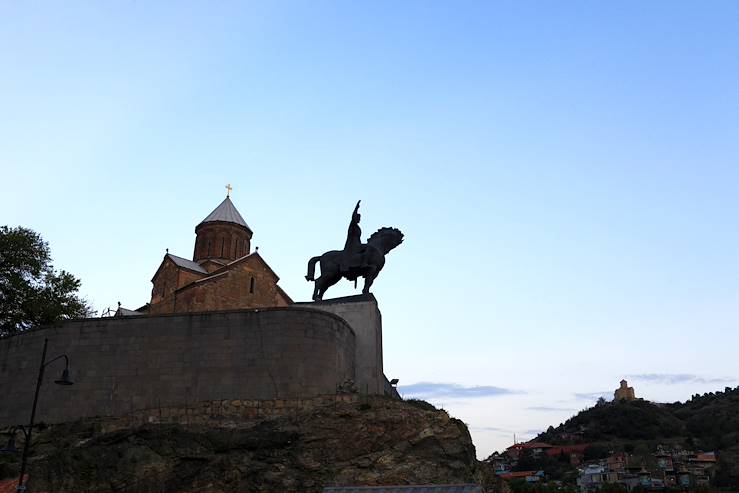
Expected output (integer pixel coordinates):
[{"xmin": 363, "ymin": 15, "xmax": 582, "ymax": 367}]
[{"xmin": 341, "ymin": 200, "xmax": 365, "ymax": 275}]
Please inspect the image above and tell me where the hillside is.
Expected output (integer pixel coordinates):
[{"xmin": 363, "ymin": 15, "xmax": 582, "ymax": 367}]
[
  {"xmin": 0, "ymin": 396, "xmax": 479, "ymax": 493},
  {"xmin": 537, "ymin": 386, "xmax": 739, "ymax": 448},
  {"xmin": 534, "ymin": 386, "xmax": 739, "ymax": 488}
]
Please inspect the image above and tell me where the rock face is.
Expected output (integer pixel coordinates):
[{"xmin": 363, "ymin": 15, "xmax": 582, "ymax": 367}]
[{"xmin": 0, "ymin": 397, "xmax": 478, "ymax": 492}]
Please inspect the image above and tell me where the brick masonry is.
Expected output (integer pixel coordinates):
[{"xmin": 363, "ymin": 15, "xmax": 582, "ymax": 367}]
[
  {"xmin": 193, "ymin": 222, "xmax": 252, "ymax": 264},
  {"xmin": 170, "ymin": 255, "xmax": 290, "ymax": 313},
  {"xmin": 0, "ymin": 307, "xmax": 356, "ymax": 427},
  {"xmin": 148, "ymin": 253, "xmax": 291, "ymax": 315},
  {"xmin": 100, "ymin": 394, "xmax": 362, "ymax": 432}
]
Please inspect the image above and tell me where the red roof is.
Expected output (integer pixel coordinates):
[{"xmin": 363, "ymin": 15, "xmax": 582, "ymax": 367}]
[
  {"xmin": 692, "ymin": 453, "xmax": 717, "ymax": 463},
  {"xmin": 500, "ymin": 471, "xmax": 540, "ymax": 479},
  {"xmin": 507, "ymin": 442, "xmax": 553, "ymax": 451}
]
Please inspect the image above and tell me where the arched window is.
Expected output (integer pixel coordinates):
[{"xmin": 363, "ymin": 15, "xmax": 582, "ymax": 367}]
[
  {"xmin": 249, "ymin": 276, "xmax": 255, "ymax": 294},
  {"xmin": 220, "ymin": 238, "xmax": 225, "ymax": 258},
  {"xmin": 207, "ymin": 239, "xmax": 212, "ymax": 257}
]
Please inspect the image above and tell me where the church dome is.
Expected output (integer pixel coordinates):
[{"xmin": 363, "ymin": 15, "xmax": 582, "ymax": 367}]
[
  {"xmin": 196, "ymin": 196, "xmax": 252, "ymax": 234},
  {"xmin": 193, "ymin": 196, "xmax": 253, "ymax": 263}
]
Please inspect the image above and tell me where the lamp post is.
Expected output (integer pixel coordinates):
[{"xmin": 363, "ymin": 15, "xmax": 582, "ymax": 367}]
[{"xmin": 14, "ymin": 338, "xmax": 73, "ymax": 492}]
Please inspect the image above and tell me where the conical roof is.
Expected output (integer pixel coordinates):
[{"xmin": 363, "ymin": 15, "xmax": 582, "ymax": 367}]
[{"xmin": 197, "ymin": 197, "xmax": 251, "ymax": 232}]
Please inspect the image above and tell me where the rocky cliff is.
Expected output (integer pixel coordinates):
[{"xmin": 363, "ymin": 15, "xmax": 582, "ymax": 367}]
[{"xmin": 0, "ymin": 396, "xmax": 479, "ymax": 492}]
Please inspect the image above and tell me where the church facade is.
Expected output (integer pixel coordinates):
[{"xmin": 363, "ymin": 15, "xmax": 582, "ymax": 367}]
[{"xmin": 144, "ymin": 195, "xmax": 291, "ymax": 315}]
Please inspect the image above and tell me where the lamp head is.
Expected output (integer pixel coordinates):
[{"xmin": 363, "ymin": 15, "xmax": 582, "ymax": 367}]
[{"xmin": 54, "ymin": 368, "xmax": 73, "ymax": 386}]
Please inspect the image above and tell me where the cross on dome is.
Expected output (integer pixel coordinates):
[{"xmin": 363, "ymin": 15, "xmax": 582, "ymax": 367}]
[{"xmin": 225, "ymin": 183, "xmax": 233, "ymax": 197}]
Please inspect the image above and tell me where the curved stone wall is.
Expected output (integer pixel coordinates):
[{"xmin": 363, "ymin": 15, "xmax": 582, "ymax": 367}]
[{"xmin": 0, "ymin": 308, "xmax": 355, "ymax": 426}]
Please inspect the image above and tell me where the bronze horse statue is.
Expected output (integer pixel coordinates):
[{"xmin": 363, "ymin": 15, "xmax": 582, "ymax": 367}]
[{"xmin": 305, "ymin": 201, "xmax": 404, "ymax": 301}]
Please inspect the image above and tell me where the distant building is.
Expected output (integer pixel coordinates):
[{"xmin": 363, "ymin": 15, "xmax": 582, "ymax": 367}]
[
  {"xmin": 577, "ymin": 464, "xmax": 606, "ymax": 491},
  {"xmin": 506, "ymin": 442, "xmax": 554, "ymax": 460},
  {"xmin": 484, "ymin": 452, "xmax": 511, "ymax": 475},
  {"xmin": 576, "ymin": 448, "xmax": 718, "ymax": 492},
  {"xmin": 614, "ymin": 379, "xmax": 636, "ymax": 401}
]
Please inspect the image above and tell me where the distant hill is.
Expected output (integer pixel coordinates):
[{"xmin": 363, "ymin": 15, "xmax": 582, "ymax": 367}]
[
  {"xmin": 533, "ymin": 385, "xmax": 739, "ymax": 488},
  {"xmin": 536, "ymin": 386, "xmax": 739, "ymax": 450}
]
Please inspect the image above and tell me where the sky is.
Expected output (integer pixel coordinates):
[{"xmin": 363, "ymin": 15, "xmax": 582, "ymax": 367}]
[{"xmin": 1, "ymin": 1, "xmax": 738, "ymax": 458}]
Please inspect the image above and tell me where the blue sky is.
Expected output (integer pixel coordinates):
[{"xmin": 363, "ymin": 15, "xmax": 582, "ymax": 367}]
[{"xmin": 2, "ymin": 1, "xmax": 738, "ymax": 457}]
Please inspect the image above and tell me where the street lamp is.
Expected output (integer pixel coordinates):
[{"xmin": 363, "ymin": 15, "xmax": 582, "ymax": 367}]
[{"xmin": 13, "ymin": 338, "xmax": 74, "ymax": 492}]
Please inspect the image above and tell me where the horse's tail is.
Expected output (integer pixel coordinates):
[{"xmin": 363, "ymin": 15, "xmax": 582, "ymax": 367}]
[{"xmin": 305, "ymin": 256, "xmax": 321, "ymax": 281}]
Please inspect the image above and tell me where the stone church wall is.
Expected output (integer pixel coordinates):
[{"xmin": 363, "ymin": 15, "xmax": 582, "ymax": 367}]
[
  {"xmin": 0, "ymin": 308, "xmax": 355, "ymax": 427},
  {"xmin": 173, "ymin": 259, "xmax": 288, "ymax": 313},
  {"xmin": 193, "ymin": 222, "xmax": 251, "ymax": 262}
]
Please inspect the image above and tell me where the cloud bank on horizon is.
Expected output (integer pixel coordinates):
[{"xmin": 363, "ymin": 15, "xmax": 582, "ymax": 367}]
[
  {"xmin": 573, "ymin": 391, "xmax": 612, "ymax": 401},
  {"xmin": 527, "ymin": 406, "xmax": 577, "ymax": 412},
  {"xmin": 626, "ymin": 373, "xmax": 735, "ymax": 385},
  {"xmin": 399, "ymin": 382, "xmax": 521, "ymax": 399}
]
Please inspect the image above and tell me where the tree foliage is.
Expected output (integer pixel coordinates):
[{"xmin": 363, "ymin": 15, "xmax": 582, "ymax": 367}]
[
  {"xmin": 0, "ymin": 226, "xmax": 93, "ymax": 335},
  {"xmin": 536, "ymin": 399, "xmax": 684, "ymax": 443},
  {"xmin": 512, "ymin": 450, "xmax": 574, "ymax": 481}
]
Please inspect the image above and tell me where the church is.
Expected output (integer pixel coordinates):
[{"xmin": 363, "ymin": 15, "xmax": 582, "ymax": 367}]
[{"xmin": 132, "ymin": 191, "xmax": 292, "ymax": 315}]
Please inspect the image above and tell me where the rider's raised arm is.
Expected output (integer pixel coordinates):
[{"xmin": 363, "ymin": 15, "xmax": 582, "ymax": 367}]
[{"xmin": 350, "ymin": 200, "xmax": 361, "ymax": 225}]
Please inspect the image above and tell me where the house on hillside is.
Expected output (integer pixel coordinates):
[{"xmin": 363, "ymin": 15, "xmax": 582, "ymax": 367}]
[
  {"xmin": 547, "ymin": 444, "xmax": 589, "ymax": 466},
  {"xmin": 577, "ymin": 464, "xmax": 606, "ymax": 491},
  {"xmin": 484, "ymin": 452, "xmax": 511, "ymax": 475},
  {"xmin": 499, "ymin": 471, "xmax": 544, "ymax": 483},
  {"xmin": 506, "ymin": 442, "xmax": 554, "ymax": 460}
]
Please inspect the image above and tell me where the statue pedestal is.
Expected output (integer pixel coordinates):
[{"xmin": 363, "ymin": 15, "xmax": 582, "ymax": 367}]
[{"xmin": 296, "ymin": 294, "xmax": 384, "ymax": 395}]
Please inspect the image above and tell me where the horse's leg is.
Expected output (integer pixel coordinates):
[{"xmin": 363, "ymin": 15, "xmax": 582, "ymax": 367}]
[
  {"xmin": 313, "ymin": 258, "xmax": 327, "ymax": 300},
  {"xmin": 312, "ymin": 277, "xmax": 321, "ymax": 301},
  {"xmin": 318, "ymin": 271, "xmax": 342, "ymax": 300},
  {"xmin": 362, "ymin": 267, "xmax": 378, "ymax": 295}
]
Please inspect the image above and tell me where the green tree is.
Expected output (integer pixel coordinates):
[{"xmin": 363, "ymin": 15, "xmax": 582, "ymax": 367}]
[
  {"xmin": 583, "ymin": 444, "xmax": 610, "ymax": 461},
  {"xmin": 0, "ymin": 226, "xmax": 93, "ymax": 335}
]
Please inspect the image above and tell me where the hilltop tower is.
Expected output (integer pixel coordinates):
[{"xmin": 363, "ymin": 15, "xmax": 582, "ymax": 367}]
[{"xmin": 614, "ymin": 379, "xmax": 636, "ymax": 401}]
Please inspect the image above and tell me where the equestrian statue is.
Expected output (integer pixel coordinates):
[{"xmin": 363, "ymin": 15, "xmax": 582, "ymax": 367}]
[{"xmin": 306, "ymin": 201, "xmax": 404, "ymax": 301}]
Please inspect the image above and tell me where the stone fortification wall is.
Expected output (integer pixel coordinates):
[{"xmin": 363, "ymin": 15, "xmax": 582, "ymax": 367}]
[
  {"xmin": 101, "ymin": 394, "xmax": 362, "ymax": 432},
  {"xmin": 296, "ymin": 294, "xmax": 384, "ymax": 395},
  {"xmin": 0, "ymin": 308, "xmax": 355, "ymax": 427}
]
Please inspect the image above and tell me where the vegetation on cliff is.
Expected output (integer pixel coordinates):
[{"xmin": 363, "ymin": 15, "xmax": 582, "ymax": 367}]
[{"xmin": 0, "ymin": 396, "xmax": 479, "ymax": 493}]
